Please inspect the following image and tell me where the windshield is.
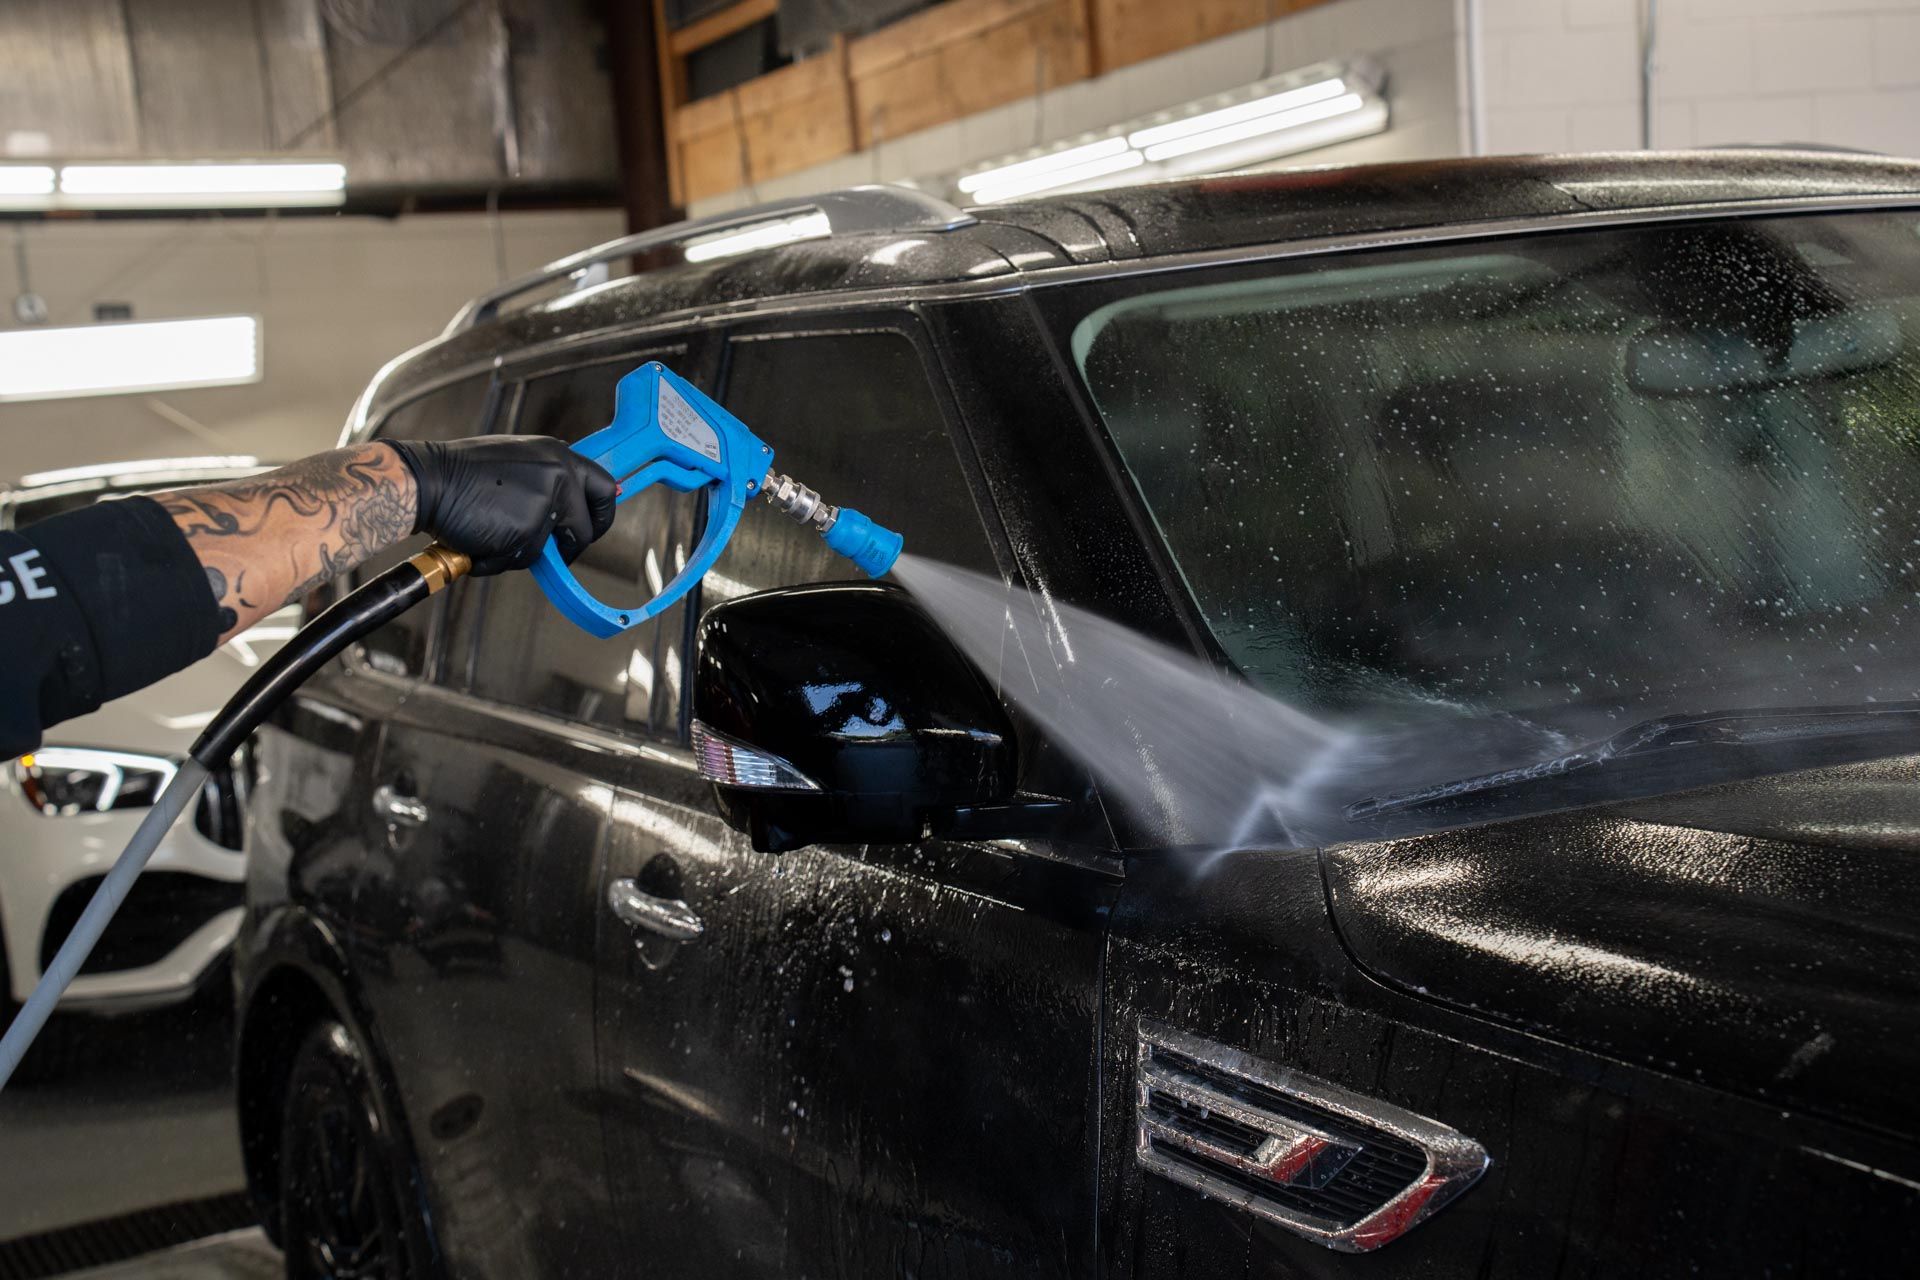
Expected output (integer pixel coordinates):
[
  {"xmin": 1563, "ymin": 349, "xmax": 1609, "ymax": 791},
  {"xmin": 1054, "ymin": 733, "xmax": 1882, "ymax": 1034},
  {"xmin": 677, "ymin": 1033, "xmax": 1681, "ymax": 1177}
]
[{"xmin": 1060, "ymin": 209, "xmax": 1920, "ymax": 815}]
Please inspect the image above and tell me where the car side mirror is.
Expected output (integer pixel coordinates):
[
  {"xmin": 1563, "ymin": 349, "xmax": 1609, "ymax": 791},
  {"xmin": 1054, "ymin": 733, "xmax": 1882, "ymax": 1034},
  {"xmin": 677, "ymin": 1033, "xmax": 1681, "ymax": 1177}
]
[{"xmin": 693, "ymin": 582, "xmax": 1019, "ymax": 852}]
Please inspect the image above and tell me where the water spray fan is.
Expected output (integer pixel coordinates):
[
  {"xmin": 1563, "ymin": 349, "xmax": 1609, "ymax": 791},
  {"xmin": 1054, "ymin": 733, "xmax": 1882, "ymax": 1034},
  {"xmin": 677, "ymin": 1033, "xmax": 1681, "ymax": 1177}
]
[
  {"xmin": 534, "ymin": 362, "xmax": 902, "ymax": 636},
  {"xmin": 0, "ymin": 360, "xmax": 903, "ymax": 1090}
]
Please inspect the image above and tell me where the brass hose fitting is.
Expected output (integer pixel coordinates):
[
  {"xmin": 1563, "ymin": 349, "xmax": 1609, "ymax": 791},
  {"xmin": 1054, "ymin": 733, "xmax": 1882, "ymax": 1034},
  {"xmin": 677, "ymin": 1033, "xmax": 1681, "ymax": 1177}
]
[{"xmin": 409, "ymin": 543, "xmax": 473, "ymax": 594}]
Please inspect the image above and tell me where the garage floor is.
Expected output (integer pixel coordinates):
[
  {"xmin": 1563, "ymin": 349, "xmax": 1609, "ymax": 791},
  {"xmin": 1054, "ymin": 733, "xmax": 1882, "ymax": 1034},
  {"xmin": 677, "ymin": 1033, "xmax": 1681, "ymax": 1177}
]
[
  {"xmin": 65, "ymin": 1230, "xmax": 280, "ymax": 1279},
  {"xmin": 0, "ymin": 989, "xmax": 256, "ymax": 1274}
]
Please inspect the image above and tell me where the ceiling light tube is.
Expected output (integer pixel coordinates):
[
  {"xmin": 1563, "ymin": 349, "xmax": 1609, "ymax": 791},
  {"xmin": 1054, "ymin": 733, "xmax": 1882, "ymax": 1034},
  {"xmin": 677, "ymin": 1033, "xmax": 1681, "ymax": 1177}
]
[
  {"xmin": 1128, "ymin": 78, "xmax": 1348, "ymax": 150},
  {"xmin": 1141, "ymin": 92, "xmax": 1367, "ymax": 163},
  {"xmin": 0, "ymin": 166, "xmax": 55, "ymax": 193},
  {"xmin": 682, "ymin": 211, "xmax": 833, "ymax": 263},
  {"xmin": 958, "ymin": 136, "xmax": 1134, "ymax": 196},
  {"xmin": 56, "ymin": 162, "xmax": 345, "ymax": 208},
  {"xmin": 0, "ymin": 316, "xmax": 261, "ymax": 403},
  {"xmin": 0, "ymin": 165, "xmax": 55, "ymax": 208},
  {"xmin": 971, "ymin": 149, "xmax": 1147, "ymax": 205}
]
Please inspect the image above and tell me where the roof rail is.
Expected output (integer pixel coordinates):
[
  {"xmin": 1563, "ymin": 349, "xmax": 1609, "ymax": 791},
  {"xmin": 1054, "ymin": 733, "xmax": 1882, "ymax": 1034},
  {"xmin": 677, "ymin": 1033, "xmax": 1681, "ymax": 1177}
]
[{"xmin": 445, "ymin": 185, "xmax": 976, "ymax": 334}]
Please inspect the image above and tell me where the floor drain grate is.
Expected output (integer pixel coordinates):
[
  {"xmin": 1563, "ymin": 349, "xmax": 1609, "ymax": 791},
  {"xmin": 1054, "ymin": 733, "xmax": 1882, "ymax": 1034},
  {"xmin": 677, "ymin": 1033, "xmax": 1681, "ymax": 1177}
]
[{"xmin": 0, "ymin": 1192, "xmax": 256, "ymax": 1279}]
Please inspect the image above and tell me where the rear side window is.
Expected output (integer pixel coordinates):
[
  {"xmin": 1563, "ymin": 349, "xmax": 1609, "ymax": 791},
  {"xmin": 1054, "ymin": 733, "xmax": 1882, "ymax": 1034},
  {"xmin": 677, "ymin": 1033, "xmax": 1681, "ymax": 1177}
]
[
  {"xmin": 703, "ymin": 330, "xmax": 994, "ymax": 600},
  {"xmin": 444, "ymin": 353, "xmax": 698, "ymax": 735},
  {"xmin": 355, "ymin": 374, "xmax": 494, "ymax": 677}
]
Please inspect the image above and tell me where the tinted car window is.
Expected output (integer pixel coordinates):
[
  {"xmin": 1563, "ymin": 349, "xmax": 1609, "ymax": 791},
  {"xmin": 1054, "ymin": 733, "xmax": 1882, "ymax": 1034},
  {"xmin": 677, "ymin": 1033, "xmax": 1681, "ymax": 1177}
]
[
  {"xmin": 704, "ymin": 330, "xmax": 994, "ymax": 600},
  {"xmin": 446, "ymin": 354, "xmax": 698, "ymax": 735},
  {"xmin": 355, "ymin": 374, "xmax": 494, "ymax": 677},
  {"xmin": 1065, "ymin": 210, "xmax": 1920, "ymax": 815}
]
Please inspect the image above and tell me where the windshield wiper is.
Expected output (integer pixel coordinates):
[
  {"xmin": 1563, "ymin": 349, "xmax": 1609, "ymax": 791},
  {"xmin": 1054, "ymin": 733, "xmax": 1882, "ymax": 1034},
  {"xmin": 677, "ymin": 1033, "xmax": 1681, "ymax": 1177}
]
[{"xmin": 1345, "ymin": 703, "xmax": 1920, "ymax": 834}]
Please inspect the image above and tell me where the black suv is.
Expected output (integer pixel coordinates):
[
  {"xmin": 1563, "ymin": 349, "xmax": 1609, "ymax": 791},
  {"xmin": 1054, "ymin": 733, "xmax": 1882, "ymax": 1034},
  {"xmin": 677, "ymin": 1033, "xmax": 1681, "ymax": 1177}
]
[{"xmin": 238, "ymin": 153, "xmax": 1920, "ymax": 1278}]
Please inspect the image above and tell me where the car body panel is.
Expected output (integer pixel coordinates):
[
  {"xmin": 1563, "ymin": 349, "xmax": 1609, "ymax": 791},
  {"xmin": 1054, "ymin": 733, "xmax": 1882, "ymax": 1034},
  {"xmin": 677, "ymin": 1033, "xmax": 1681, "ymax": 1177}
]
[
  {"xmin": 361, "ymin": 681, "xmax": 625, "ymax": 1277},
  {"xmin": 1103, "ymin": 845, "xmax": 1920, "ymax": 1278},
  {"xmin": 241, "ymin": 152, "xmax": 1920, "ymax": 1277},
  {"xmin": 1324, "ymin": 757, "xmax": 1920, "ymax": 1147}
]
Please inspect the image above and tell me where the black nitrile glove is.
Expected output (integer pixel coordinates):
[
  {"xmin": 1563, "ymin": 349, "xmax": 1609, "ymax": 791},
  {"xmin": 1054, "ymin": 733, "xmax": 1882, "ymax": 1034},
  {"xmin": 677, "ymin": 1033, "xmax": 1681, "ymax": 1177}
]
[{"xmin": 384, "ymin": 436, "xmax": 618, "ymax": 577}]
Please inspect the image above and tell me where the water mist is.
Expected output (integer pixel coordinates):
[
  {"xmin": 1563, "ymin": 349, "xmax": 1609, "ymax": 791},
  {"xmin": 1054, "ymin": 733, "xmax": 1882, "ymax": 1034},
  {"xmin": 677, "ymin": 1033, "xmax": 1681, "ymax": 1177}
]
[{"xmin": 890, "ymin": 555, "xmax": 1371, "ymax": 864}]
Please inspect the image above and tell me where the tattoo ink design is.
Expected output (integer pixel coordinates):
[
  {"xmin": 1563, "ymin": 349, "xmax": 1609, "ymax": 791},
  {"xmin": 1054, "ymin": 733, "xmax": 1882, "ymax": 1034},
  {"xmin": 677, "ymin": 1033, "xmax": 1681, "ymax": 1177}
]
[
  {"xmin": 158, "ymin": 444, "xmax": 417, "ymax": 642},
  {"xmin": 202, "ymin": 566, "xmax": 240, "ymax": 635}
]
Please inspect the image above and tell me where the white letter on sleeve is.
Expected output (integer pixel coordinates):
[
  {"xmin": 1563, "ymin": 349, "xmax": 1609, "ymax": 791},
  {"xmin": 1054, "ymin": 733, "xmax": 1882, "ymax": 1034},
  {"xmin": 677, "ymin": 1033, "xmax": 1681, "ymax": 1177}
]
[{"xmin": 9, "ymin": 551, "xmax": 56, "ymax": 600}]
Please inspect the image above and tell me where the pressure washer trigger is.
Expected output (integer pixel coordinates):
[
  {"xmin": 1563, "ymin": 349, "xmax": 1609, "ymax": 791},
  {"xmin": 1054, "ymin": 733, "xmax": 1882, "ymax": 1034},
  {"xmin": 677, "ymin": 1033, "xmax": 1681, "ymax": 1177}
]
[{"xmin": 530, "ymin": 362, "xmax": 771, "ymax": 638}]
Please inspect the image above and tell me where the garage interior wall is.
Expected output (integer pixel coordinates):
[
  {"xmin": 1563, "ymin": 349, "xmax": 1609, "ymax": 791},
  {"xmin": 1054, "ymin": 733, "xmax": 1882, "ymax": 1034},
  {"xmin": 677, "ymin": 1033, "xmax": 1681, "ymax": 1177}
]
[
  {"xmin": 686, "ymin": 0, "xmax": 1467, "ymax": 216},
  {"xmin": 0, "ymin": 210, "xmax": 623, "ymax": 481},
  {"xmin": 1479, "ymin": 0, "xmax": 1920, "ymax": 155},
  {"xmin": 687, "ymin": 0, "xmax": 1920, "ymax": 218}
]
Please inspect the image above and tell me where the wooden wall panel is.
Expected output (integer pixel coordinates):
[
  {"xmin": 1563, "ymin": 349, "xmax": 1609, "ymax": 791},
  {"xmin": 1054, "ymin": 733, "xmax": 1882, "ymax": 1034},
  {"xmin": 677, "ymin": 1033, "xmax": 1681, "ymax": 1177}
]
[
  {"xmin": 672, "ymin": 40, "xmax": 857, "ymax": 203},
  {"xmin": 849, "ymin": 0, "xmax": 1091, "ymax": 149},
  {"xmin": 656, "ymin": 0, "xmax": 1345, "ymax": 204},
  {"xmin": 1091, "ymin": 0, "xmax": 1324, "ymax": 75},
  {"xmin": 674, "ymin": 96, "xmax": 748, "ymax": 202}
]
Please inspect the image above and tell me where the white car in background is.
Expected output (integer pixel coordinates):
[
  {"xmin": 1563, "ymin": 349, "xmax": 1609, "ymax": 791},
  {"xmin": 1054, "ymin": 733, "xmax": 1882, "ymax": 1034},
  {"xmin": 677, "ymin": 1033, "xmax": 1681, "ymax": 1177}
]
[{"xmin": 1, "ymin": 457, "xmax": 293, "ymax": 1047}]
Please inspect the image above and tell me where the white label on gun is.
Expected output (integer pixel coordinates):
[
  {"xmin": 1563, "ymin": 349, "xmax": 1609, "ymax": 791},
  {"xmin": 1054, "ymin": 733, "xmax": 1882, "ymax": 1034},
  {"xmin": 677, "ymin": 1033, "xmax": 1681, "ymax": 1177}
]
[{"xmin": 656, "ymin": 379, "xmax": 722, "ymax": 462}]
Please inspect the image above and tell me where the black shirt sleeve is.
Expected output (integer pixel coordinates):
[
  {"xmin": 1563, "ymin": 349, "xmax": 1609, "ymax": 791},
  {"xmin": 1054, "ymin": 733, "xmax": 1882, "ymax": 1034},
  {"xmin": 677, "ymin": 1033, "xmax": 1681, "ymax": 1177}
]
[{"xmin": 0, "ymin": 496, "xmax": 222, "ymax": 758}]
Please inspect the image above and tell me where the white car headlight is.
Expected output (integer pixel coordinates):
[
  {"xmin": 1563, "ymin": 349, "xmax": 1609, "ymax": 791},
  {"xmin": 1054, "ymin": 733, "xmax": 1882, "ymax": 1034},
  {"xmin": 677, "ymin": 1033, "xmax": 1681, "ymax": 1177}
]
[{"xmin": 13, "ymin": 747, "xmax": 178, "ymax": 816}]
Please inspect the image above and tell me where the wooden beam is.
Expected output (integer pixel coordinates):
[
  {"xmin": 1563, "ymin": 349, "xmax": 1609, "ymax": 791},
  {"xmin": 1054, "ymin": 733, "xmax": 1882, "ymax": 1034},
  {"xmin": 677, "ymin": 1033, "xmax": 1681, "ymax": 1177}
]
[
  {"xmin": 599, "ymin": 0, "xmax": 679, "ymax": 231},
  {"xmin": 669, "ymin": 0, "xmax": 779, "ymax": 57},
  {"xmin": 651, "ymin": 0, "xmax": 688, "ymax": 207}
]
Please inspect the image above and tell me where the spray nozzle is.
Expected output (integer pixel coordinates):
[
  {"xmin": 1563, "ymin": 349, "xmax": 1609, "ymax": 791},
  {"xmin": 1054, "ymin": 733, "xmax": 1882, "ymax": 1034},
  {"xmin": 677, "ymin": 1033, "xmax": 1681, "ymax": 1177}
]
[{"xmin": 763, "ymin": 470, "xmax": 903, "ymax": 578}]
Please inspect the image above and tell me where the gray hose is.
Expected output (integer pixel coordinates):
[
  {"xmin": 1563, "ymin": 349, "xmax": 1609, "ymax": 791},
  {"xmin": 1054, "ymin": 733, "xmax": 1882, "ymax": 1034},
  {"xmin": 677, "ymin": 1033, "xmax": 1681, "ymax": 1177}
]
[{"xmin": 0, "ymin": 759, "xmax": 209, "ymax": 1090}]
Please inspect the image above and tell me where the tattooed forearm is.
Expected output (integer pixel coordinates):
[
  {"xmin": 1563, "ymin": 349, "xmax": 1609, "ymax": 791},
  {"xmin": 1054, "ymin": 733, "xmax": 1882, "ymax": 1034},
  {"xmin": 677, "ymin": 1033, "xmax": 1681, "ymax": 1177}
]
[{"xmin": 156, "ymin": 444, "xmax": 417, "ymax": 644}]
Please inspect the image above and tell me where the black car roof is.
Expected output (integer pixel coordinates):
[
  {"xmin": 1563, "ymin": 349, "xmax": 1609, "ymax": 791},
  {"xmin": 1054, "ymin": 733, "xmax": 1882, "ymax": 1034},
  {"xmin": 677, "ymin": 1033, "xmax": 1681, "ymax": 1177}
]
[
  {"xmin": 998, "ymin": 149, "xmax": 1920, "ymax": 258},
  {"xmin": 365, "ymin": 150, "xmax": 1920, "ymax": 426}
]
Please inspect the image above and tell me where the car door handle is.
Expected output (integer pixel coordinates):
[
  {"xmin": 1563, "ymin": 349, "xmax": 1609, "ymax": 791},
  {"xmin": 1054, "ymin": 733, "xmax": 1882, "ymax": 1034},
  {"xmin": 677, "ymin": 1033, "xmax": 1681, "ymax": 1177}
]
[
  {"xmin": 371, "ymin": 784, "xmax": 430, "ymax": 828},
  {"xmin": 607, "ymin": 878, "xmax": 704, "ymax": 942}
]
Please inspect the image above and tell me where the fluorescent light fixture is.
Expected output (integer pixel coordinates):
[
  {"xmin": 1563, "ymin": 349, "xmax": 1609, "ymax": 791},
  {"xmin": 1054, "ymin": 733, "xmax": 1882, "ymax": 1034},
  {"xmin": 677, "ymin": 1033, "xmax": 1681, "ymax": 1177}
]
[
  {"xmin": 0, "ymin": 165, "xmax": 55, "ymax": 208},
  {"xmin": 970, "ymin": 149, "xmax": 1146, "ymax": 205},
  {"xmin": 0, "ymin": 316, "xmax": 261, "ymax": 403},
  {"xmin": 1141, "ymin": 91, "xmax": 1366, "ymax": 162},
  {"xmin": 56, "ymin": 161, "xmax": 345, "ymax": 208},
  {"xmin": 949, "ymin": 58, "xmax": 1387, "ymax": 205},
  {"xmin": 958, "ymin": 136, "xmax": 1133, "ymax": 195},
  {"xmin": 17, "ymin": 456, "xmax": 261, "ymax": 488},
  {"xmin": 684, "ymin": 211, "xmax": 832, "ymax": 262},
  {"xmin": 1128, "ymin": 77, "xmax": 1347, "ymax": 150}
]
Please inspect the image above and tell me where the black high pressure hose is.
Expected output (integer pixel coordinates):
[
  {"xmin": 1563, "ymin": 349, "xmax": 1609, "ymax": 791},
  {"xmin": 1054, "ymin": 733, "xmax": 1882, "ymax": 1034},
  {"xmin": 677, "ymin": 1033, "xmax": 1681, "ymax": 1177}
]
[{"xmin": 0, "ymin": 545, "xmax": 471, "ymax": 1089}]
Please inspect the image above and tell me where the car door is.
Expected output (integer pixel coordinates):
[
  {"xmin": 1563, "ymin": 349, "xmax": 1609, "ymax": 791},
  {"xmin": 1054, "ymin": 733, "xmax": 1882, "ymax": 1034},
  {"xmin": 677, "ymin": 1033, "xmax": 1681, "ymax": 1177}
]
[
  {"xmin": 356, "ymin": 342, "xmax": 704, "ymax": 1278},
  {"xmin": 595, "ymin": 318, "xmax": 1121, "ymax": 1278}
]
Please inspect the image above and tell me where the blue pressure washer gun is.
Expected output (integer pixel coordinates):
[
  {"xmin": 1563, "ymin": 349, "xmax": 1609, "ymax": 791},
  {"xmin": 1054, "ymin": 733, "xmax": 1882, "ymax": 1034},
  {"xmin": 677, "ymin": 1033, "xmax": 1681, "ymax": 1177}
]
[
  {"xmin": 0, "ymin": 359, "xmax": 901, "ymax": 1090},
  {"xmin": 532, "ymin": 361, "xmax": 902, "ymax": 635}
]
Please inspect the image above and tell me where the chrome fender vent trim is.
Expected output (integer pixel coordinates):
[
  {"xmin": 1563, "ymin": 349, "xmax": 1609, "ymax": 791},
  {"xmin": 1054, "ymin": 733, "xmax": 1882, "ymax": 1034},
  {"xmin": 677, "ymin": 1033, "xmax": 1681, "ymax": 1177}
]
[{"xmin": 1135, "ymin": 1022, "xmax": 1489, "ymax": 1252}]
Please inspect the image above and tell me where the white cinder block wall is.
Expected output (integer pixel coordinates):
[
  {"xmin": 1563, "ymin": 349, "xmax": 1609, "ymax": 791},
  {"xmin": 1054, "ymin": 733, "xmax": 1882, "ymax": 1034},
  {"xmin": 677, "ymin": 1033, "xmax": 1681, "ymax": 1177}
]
[{"xmin": 1481, "ymin": 0, "xmax": 1920, "ymax": 156}]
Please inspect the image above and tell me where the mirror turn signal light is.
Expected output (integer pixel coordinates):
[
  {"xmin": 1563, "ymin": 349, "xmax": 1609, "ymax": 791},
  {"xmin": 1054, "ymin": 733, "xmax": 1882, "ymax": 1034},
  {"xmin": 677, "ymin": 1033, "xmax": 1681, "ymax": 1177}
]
[{"xmin": 691, "ymin": 720, "xmax": 821, "ymax": 793}]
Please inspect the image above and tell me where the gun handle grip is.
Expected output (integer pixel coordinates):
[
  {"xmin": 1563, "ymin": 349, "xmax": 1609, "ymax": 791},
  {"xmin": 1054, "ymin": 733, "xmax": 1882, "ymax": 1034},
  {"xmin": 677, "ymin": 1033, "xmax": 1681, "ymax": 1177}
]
[{"xmin": 529, "ymin": 475, "xmax": 749, "ymax": 638}]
